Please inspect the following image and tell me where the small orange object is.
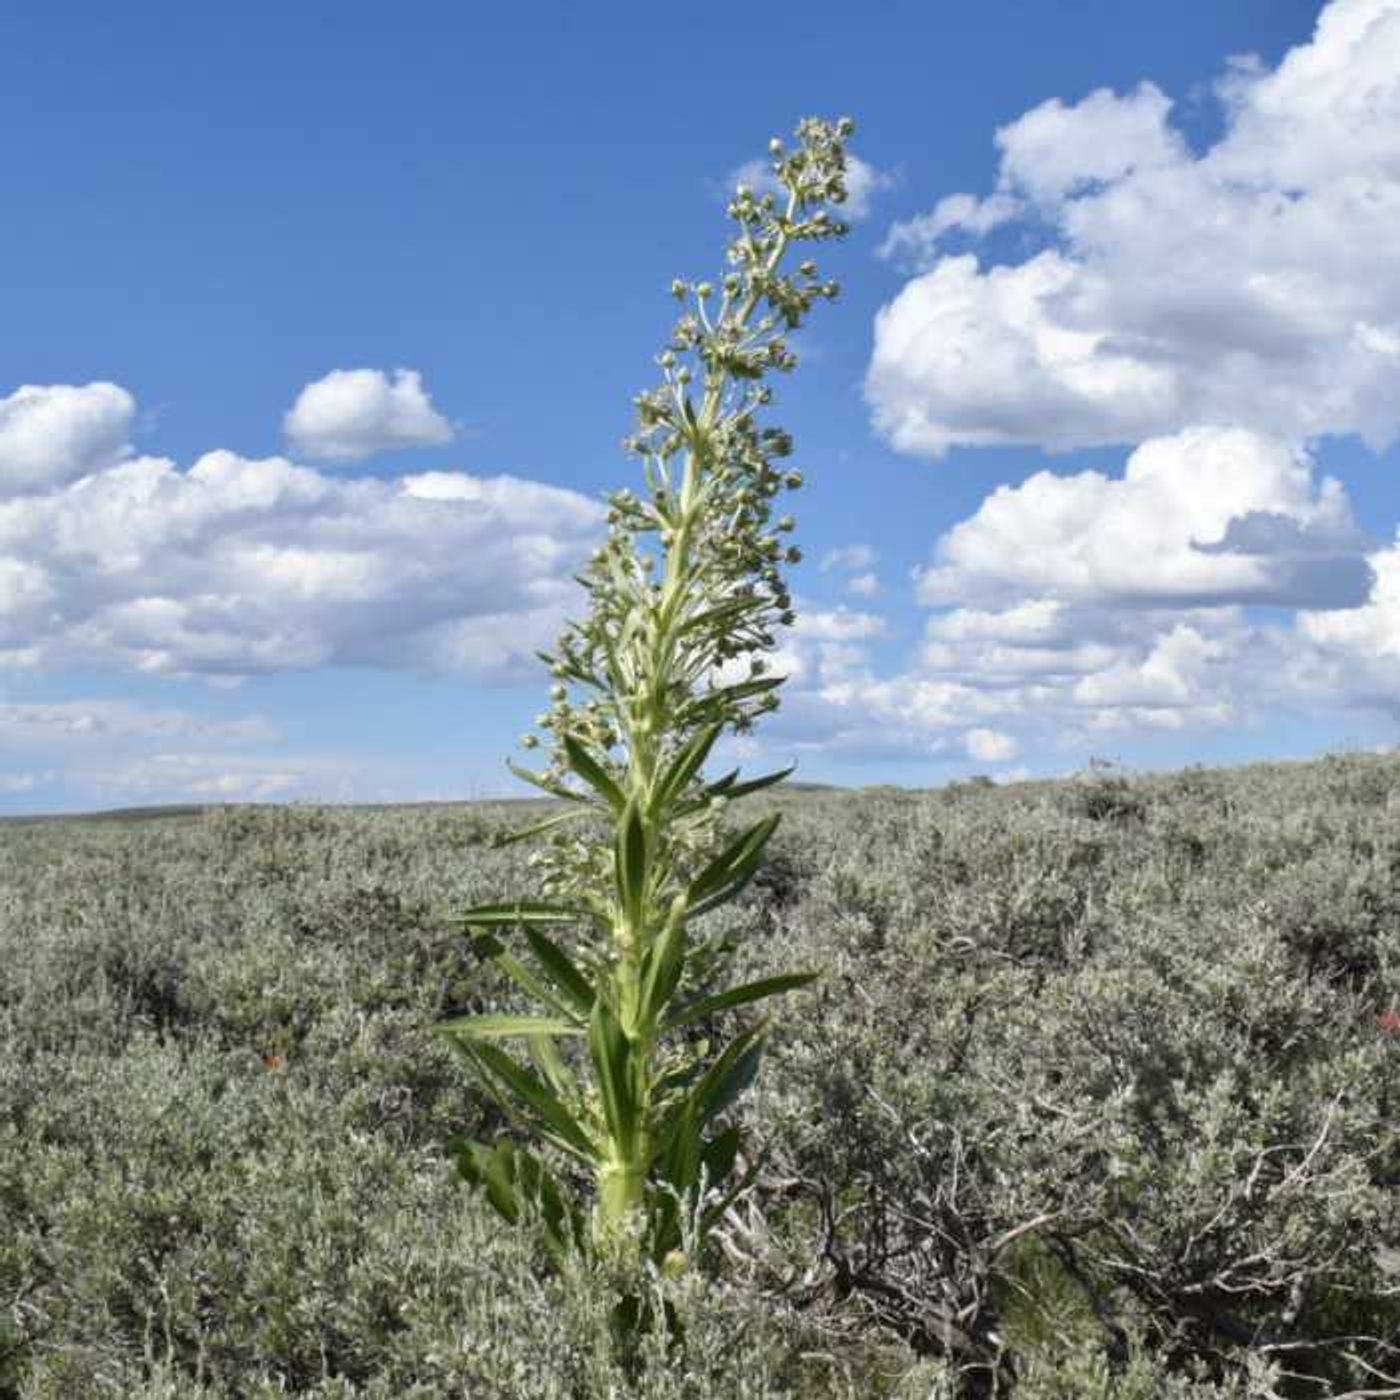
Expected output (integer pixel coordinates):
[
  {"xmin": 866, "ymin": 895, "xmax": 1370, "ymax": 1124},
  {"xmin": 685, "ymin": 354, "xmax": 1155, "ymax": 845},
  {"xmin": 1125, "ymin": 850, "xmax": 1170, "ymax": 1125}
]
[
  {"xmin": 1376, "ymin": 1009, "xmax": 1400, "ymax": 1036},
  {"xmin": 261, "ymin": 1053, "xmax": 287, "ymax": 1070}
]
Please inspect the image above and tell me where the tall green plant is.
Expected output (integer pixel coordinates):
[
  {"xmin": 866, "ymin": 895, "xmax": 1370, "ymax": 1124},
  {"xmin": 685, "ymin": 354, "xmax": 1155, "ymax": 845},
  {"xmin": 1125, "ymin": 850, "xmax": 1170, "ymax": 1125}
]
[{"xmin": 439, "ymin": 116, "xmax": 853, "ymax": 1276}]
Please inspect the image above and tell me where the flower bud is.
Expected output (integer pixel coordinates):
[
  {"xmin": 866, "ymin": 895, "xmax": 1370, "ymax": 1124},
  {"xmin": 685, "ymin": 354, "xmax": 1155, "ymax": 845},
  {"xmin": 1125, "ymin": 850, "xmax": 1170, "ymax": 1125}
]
[
  {"xmin": 785, "ymin": 546, "xmax": 803, "ymax": 564},
  {"xmin": 784, "ymin": 470, "xmax": 803, "ymax": 489}
]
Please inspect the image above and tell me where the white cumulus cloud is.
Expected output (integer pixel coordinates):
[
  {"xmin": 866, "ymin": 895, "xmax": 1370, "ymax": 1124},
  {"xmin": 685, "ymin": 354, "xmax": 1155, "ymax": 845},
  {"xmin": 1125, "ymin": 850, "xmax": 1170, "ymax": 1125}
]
[
  {"xmin": 965, "ymin": 727, "xmax": 1019, "ymax": 763},
  {"xmin": 0, "ymin": 383, "xmax": 134, "ymax": 494},
  {"xmin": 0, "ymin": 384, "xmax": 604, "ymax": 682},
  {"xmin": 914, "ymin": 427, "xmax": 1373, "ymax": 611},
  {"xmin": 284, "ymin": 367, "xmax": 454, "ymax": 462},
  {"xmin": 869, "ymin": 0, "xmax": 1400, "ymax": 454}
]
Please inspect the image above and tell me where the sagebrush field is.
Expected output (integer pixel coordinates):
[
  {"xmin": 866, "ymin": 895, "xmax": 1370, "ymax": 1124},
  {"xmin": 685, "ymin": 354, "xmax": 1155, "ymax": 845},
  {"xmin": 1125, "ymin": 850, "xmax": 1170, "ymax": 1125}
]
[{"xmin": 3, "ymin": 752, "xmax": 1399, "ymax": 1397}]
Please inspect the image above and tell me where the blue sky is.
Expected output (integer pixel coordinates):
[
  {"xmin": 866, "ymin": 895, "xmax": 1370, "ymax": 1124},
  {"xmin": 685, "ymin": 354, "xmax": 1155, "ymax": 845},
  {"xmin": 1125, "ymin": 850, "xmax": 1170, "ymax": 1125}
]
[{"xmin": 2, "ymin": 0, "xmax": 1396, "ymax": 811}]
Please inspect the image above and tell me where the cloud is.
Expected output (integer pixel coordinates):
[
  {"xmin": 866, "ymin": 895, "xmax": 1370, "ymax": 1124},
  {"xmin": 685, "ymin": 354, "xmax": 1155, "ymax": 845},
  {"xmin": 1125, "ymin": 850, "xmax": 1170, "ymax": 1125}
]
[
  {"xmin": 847, "ymin": 571, "xmax": 880, "ymax": 599},
  {"xmin": 731, "ymin": 154, "xmax": 896, "ymax": 222},
  {"xmin": 0, "ymin": 386, "xmax": 604, "ymax": 681},
  {"xmin": 965, "ymin": 727, "xmax": 1018, "ymax": 762},
  {"xmin": 0, "ymin": 700, "xmax": 276, "ymax": 744},
  {"xmin": 0, "ymin": 771, "xmax": 47, "ymax": 794},
  {"xmin": 284, "ymin": 368, "xmax": 454, "ymax": 461},
  {"xmin": 1295, "ymin": 535, "xmax": 1400, "ymax": 717},
  {"xmin": 914, "ymin": 427, "xmax": 1373, "ymax": 611},
  {"xmin": 820, "ymin": 542, "xmax": 876, "ymax": 574},
  {"xmin": 83, "ymin": 752, "xmax": 321, "ymax": 803},
  {"xmin": 739, "ymin": 427, "xmax": 1390, "ymax": 769},
  {"xmin": 868, "ymin": 0, "xmax": 1400, "ymax": 454},
  {"xmin": 793, "ymin": 605, "xmax": 888, "ymax": 642},
  {"xmin": 0, "ymin": 383, "xmax": 134, "ymax": 494}
]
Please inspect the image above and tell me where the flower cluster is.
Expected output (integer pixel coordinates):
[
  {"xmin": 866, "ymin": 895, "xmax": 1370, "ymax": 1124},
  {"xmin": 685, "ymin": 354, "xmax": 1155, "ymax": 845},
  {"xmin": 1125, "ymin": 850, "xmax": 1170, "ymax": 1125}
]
[{"xmin": 525, "ymin": 116, "xmax": 854, "ymax": 901}]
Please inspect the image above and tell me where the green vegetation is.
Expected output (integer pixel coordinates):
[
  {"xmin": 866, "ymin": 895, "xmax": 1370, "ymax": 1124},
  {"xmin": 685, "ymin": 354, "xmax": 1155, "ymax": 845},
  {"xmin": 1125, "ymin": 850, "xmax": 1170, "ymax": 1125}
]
[
  {"xmin": 4, "ymin": 752, "xmax": 1399, "ymax": 1396},
  {"xmin": 441, "ymin": 116, "xmax": 853, "ymax": 1291}
]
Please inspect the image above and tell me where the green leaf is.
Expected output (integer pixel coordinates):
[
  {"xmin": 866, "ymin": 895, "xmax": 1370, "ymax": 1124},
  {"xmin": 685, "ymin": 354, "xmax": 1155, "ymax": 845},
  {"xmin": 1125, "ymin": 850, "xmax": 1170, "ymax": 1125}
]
[
  {"xmin": 676, "ymin": 764, "xmax": 794, "ymax": 817},
  {"xmin": 589, "ymin": 1000, "xmax": 638, "ymax": 1157},
  {"xmin": 520, "ymin": 924, "xmax": 595, "ymax": 1018},
  {"xmin": 615, "ymin": 799, "xmax": 649, "ymax": 932},
  {"xmin": 506, "ymin": 761, "xmax": 586, "ymax": 803},
  {"xmin": 654, "ymin": 1022, "xmax": 766, "ymax": 1158},
  {"xmin": 446, "ymin": 1038, "xmax": 596, "ymax": 1162},
  {"xmin": 451, "ymin": 1136, "xmax": 522, "ymax": 1224},
  {"xmin": 691, "ymin": 1022, "xmax": 767, "ymax": 1128},
  {"xmin": 528, "ymin": 1032, "xmax": 575, "ymax": 1098},
  {"xmin": 437, "ymin": 1013, "xmax": 584, "ymax": 1040},
  {"xmin": 659, "ymin": 1103, "xmax": 702, "ymax": 1196},
  {"xmin": 562, "ymin": 733, "xmax": 625, "ymax": 812},
  {"xmin": 701, "ymin": 1125, "xmax": 741, "ymax": 1192},
  {"xmin": 460, "ymin": 900, "xmax": 582, "ymax": 928},
  {"xmin": 700, "ymin": 1140, "xmax": 764, "ymax": 1235},
  {"xmin": 662, "ymin": 970, "xmax": 818, "ymax": 1033},
  {"xmin": 638, "ymin": 900, "xmax": 687, "ymax": 1034},
  {"xmin": 677, "ymin": 597, "xmax": 761, "ymax": 638},
  {"xmin": 716, "ymin": 764, "xmax": 795, "ymax": 802},
  {"xmin": 700, "ymin": 675, "xmax": 786, "ymax": 709},
  {"xmin": 686, "ymin": 813, "xmax": 781, "ymax": 914},
  {"xmin": 651, "ymin": 723, "xmax": 722, "ymax": 817},
  {"xmin": 450, "ymin": 1137, "xmax": 581, "ymax": 1263},
  {"xmin": 494, "ymin": 806, "xmax": 589, "ymax": 848},
  {"xmin": 467, "ymin": 932, "xmax": 575, "ymax": 1020}
]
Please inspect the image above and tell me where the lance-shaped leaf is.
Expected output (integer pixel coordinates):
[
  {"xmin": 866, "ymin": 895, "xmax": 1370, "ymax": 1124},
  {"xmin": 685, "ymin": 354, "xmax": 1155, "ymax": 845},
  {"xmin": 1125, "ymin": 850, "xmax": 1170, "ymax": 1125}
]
[
  {"xmin": 528, "ymin": 1031, "xmax": 575, "ymax": 1099},
  {"xmin": 562, "ymin": 733, "xmax": 625, "ymax": 812},
  {"xmin": 699, "ymin": 1136, "xmax": 764, "ymax": 1236},
  {"xmin": 437, "ymin": 1012, "xmax": 585, "ymax": 1040},
  {"xmin": 494, "ymin": 806, "xmax": 589, "ymax": 849},
  {"xmin": 700, "ymin": 1124, "xmax": 741, "ymax": 1193},
  {"xmin": 468, "ymin": 931, "xmax": 575, "ymax": 1021},
  {"xmin": 662, "ymin": 970, "xmax": 818, "ymax": 1033},
  {"xmin": 677, "ymin": 596, "xmax": 761, "ymax": 639},
  {"xmin": 651, "ymin": 723, "xmax": 721, "ymax": 817},
  {"xmin": 460, "ymin": 900, "xmax": 583, "ymax": 928},
  {"xmin": 654, "ymin": 1021, "xmax": 767, "ymax": 1159},
  {"xmin": 677, "ymin": 763, "xmax": 794, "ymax": 817},
  {"xmin": 589, "ymin": 1000, "xmax": 639, "ymax": 1158},
  {"xmin": 615, "ymin": 799, "xmax": 649, "ymax": 934},
  {"xmin": 691, "ymin": 1020, "xmax": 767, "ymax": 1127},
  {"xmin": 686, "ymin": 675, "xmax": 785, "ymax": 717},
  {"xmin": 716, "ymin": 764, "xmax": 795, "ymax": 802},
  {"xmin": 445, "ymin": 1037, "xmax": 596, "ymax": 1162},
  {"xmin": 686, "ymin": 813, "xmax": 781, "ymax": 916},
  {"xmin": 637, "ymin": 897, "xmax": 688, "ymax": 1034},
  {"xmin": 520, "ymin": 924, "xmax": 595, "ymax": 1018},
  {"xmin": 450, "ymin": 1137, "xmax": 581, "ymax": 1263},
  {"xmin": 506, "ymin": 761, "xmax": 587, "ymax": 803}
]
